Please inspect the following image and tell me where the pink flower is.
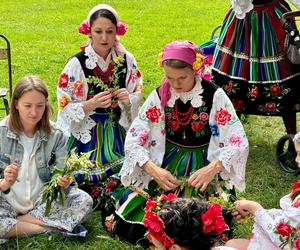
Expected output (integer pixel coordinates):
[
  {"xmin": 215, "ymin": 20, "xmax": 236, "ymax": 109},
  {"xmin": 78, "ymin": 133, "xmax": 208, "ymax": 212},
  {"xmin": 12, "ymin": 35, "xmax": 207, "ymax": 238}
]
[
  {"xmin": 201, "ymin": 204, "xmax": 227, "ymax": 235},
  {"xmin": 145, "ymin": 199, "xmax": 157, "ymax": 211},
  {"xmin": 199, "ymin": 112, "xmax": 209, "ymax": 121},
  {"xmin": 137, "ymin": 130, "xmax": 148, "ymax": 146},
  {"xmin": 294, "ymin": 237, "xmax": 300, "ymax": 250},
  {"xmin": 78, "ymin": 20, "xmax": 91, "ymax": 35},
  {"xmin": 229, "ymin": 134, "xmax": 242, "ymax": 146},
  {"xmin": 117, "ymin": 21, "xmax": 128, "ymax": 36},
  {"xmin": 215, "ymin": 108, "xmax": 232, "ymax": 126},
  {"xmin": 264, "ymin": 102, "xmax": 276, "ymax": 113}
]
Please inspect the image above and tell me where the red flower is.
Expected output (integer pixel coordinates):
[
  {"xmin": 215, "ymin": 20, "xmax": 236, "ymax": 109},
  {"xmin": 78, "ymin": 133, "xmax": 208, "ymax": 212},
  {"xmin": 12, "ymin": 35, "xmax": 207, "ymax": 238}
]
[
  {"xmin": 293, "ymin": 198, "xmax": 300, "ymax": 208},
  {"xmin": 191, "ymin": 121, "xmax": 205, "ymax": 132},
  {"xmin": 201, "ymin": 204, "xmax": 227, "ymax": 235},
  {"xmin": 264, "ymin": 102, "xmax": 276, "ymax": 113},
  {"xmin": 116, "ymin": 21, "xmax": 128, "ymax": 36},
  {"xmin": 58, "ymin": 73, "xmax": 69, "ymax": 88},
  {"xmin": 145, "ymin": 199, "xmax": 157, "ymax": 211},
  {"xmin": 275, "ymin": 222, "xmax": 294, "ymax": 237},
  {"xmin": 294, "ymin": 237, "xmax": 300, "ymax": 250},
  {"xmin": 146, "ymin": 106, "xmax": 161, "ymax": 123},
  {"xmin": 159, "ymin": 193, "xmax": 178, "ymax": 202},
  {"xmin": 78, "ymin": 20, "xmax": 91, "ymax": 35},
  {"xmin": 167, "ymin": 120, "xmax": 179, "ymax": 131},
  {"xmin": 72, "ymin": 81, "xmax": 84, "ymax": 97},
  {"xmin": 232, "ymin": 99, "xmax": 245, "ymax": 111},
  {"xmin": 161, "ymin": 233, "xmax": 175, "ymax": 248},
  {"xmin": 292, "ymin": 179, "xmax": 300, "ymax": 193},
  {"xmin": 90, "ymin": 186, "xmax": 100, "ymax": 199},
  {"xmin": 224, "ymin": 82, "xmax": 233, "ymax": 93},
  {"xmin": 249, "ymin": 86, "xmax": 258, "ymax": 98},
  {"xmin": 270, "ymin": 84, "xmax": 281, "ymax": 96},
  {"xmin": 104, "ymin": 179, "xmax": 118, "ymax": 193},
  {"xmin": 215, "ymin": 108, "xmax": 232, "ymax": 126},
  {"xmin": 144, "ymin": 211, "xmax": 164, "ymax": 233},
  {"xmin": 136, "ymin": 70, "xmax": 142, "ymax": 78}
]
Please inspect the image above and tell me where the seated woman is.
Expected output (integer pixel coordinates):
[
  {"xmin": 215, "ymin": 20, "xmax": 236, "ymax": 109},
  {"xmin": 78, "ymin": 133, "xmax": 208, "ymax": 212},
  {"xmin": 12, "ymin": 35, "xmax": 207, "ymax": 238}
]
[
  {"xmin": 107, "ymin": 40, "xmax": 249, "ymax": 244},
  {"xmin": 0, "ymin": 75, "xmax": 93, "ymax": 244},
  {"xmin": 144, "ymin": 195, "xmax": 237, "ymax": 250},
  {"xmin": 225, "ymin": 132, "xmax": 300, "ymax": 250}
]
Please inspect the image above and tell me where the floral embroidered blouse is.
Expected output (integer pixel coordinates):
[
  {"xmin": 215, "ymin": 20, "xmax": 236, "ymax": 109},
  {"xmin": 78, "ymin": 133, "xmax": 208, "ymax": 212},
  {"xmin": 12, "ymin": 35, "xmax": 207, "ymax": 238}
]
[
  {"xmin": 120, "ymin": 76, "xmax": 249, "ymax": 191},
  {"xmin": 56, "ymin": 43, "xmax": 142, "ymax": 144},
  {"xmin": 249, "ymin": 193, "xmax": 300, "ymax": 250}
]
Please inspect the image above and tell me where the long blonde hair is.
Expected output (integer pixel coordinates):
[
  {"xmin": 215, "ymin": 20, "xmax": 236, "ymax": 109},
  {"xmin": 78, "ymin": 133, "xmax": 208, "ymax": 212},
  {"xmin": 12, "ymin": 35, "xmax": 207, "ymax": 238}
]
[{"xmin": 8, "ymin": 75, "xmax": 53, "ymax": 134}]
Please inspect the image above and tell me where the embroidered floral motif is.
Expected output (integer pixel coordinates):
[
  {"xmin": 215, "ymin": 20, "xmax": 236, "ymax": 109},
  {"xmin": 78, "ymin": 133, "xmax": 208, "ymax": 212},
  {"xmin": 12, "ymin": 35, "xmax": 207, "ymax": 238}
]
[
  {"xmin": 210, "ymin": 124, "xmax": 220, "ymax": 136},
  {"xmin": 191, "ymin": 121, "xmax": 205, "ymax": 132},
  {"xmin": 229, "ymin": 134, "xmax": 242, "ymax": 146},
  {"xmin": 58, "ymin": 73, "xmax": 69, "ymax": 88},
  {"xmin": 269, "ymin": 84, "xmax": 282, "ymax": 96},
  {"xmin": 58, "ymin": 95, "xmax": 71, "ymax": 110},
  {"xmin": 232, "ymin": 99, "xmax": 245, "ymax": 111},
  {"xmin": 146, "ymin": 106, "xmax": 162, "ymax": 123},
  {"xmin": 215, "ymin": 108, "xmax": 232, "ymax": 126},
  {"xmin": 249, "ymin": 85, "xmax": 259, "ymax": 100},
  {"xmin": 137, "ymin": 130, "xmax": 149, "ymax": 146},
  {"xmin": 72, "ymin": 81, "xmax": 84, "ymax": 97}
]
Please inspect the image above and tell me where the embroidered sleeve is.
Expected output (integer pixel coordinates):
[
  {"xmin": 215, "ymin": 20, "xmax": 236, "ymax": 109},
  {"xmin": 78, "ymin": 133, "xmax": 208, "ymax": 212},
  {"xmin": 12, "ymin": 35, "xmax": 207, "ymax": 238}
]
[
  {"xmin": 118, "ymin": 51, "xmax": 143, "ymax": 130},
  {"xmin": 289, "ymin": 0, "xmax": 300, "ymax": 10},
  {"xmin": 208, "ymin": 88, "xmax": 249, "ymax": 191},
  {"xmin": 56, "ymin": 57, "xmax": 96, "ymax": 143},
  {"xmin": 120, "ymin": 90, "xmax": 165, "ymax": 188},
  {"xmin": 231, "ymin": 0, "xmax": 254, "ymax": 19}
]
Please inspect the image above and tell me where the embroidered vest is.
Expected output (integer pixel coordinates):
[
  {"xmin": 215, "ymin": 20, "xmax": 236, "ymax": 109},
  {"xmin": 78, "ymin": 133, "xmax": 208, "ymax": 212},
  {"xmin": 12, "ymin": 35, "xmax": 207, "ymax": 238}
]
[{"xmin": 160, "ymin": 80, "xmax": 219, "ymax": 147}]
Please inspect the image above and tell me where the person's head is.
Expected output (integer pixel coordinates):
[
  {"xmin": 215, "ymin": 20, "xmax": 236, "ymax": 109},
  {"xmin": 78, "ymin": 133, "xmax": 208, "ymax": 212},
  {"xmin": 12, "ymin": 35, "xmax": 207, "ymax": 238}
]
[
  {"xmin": 8, "ymin": 75, "xmax": 53, "ymax": 134},
  {"xmin": 79, "ymin": 4, "xmax": 127, "ymax": 59},
  {"xmin": 144, "ymin": 195, "xmax": 227, "ymax": 250},
  {"xmin": 158, "ymin": 41, "xmax": 204, "ymax": 107},
  {"xmin": 294, "ymin": 132, "xmax": 300, "ymax": 168}
]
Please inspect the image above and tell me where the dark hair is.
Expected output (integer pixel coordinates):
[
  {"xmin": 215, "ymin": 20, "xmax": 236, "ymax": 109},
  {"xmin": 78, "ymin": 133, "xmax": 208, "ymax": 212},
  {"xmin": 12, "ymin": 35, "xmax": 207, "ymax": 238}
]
[
  {"xmin": 90, "ymin": 9, "xmax": 117, "ymax": 27},
  {"xmin": 8, "ymin": 75, "xmax": 53, "ymax": 134},
  {"xmin": 159, "ymin": 198, "xmax": 217, "ymax": 250},
  {"xmin": 163, "ymin": 59, "xmax": 192, "ymax": 69}
]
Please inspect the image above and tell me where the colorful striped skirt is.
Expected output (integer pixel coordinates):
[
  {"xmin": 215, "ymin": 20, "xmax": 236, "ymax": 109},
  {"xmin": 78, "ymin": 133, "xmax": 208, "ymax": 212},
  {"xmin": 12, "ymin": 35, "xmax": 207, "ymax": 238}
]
[{"xmin": 212, "ymin": 0, "xmax": 300, "ymax": 115}]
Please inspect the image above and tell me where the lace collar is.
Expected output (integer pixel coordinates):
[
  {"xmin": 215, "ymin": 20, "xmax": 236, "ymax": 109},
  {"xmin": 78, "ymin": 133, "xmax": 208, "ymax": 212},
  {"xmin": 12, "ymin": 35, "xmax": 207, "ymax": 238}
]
[
  {"xmin": 84, "ymin": 42, "xmax": 126, "ymax": 71},
  {"xmin": 167, "ymin": 76, "xmax": 204, "ymax": 108}
]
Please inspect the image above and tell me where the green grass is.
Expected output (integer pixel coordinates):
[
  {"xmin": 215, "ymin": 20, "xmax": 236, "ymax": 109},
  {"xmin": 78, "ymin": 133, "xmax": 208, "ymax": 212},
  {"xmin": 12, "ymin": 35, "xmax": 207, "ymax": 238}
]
[{"xmin": 0, "ymin": 0, "xmax": 300, "ymax": 249}]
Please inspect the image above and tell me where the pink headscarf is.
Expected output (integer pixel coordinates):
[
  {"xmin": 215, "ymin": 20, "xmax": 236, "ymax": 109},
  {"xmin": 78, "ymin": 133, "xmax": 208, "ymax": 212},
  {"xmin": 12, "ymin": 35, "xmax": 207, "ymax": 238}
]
[{"xmin": 159, "ymin": 41, "xmax": 202, "ymax": 107}]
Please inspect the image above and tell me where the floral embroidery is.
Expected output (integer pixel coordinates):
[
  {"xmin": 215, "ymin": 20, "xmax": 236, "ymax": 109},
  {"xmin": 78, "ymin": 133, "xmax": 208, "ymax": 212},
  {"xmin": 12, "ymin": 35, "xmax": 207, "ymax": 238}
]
[
  {"xmin": 58, "ymin": 95, "xmax": 71, "ymax": 110},
  {"xmin": 274, "ymin": 220, "xmax": 300, "ymax": 249},
  {"xmin": 191, "ymin": 121, "xmax": 205, "ymax": 132},
  {"xmin": 210, "ymin": 124, "xmax": 220, "ymax": 136},
  {"xmin": 248, "ymin": 85, "xmax": 258, "ymax": 100},
  {"xmin": 232, "ymin": 99, "xmax": 245, "ymax": 111},
  {"xmin": 137, "ymin": 130, "xmax": 149, "ymax": 146},
  {"xmin": 199, "ymin": 112, "xmax": 209, "ymax": 121},
  {"xmin": 146, "ymin": 106, "xmax": 162, "ymax": 123},
  {"xmin": 215, "ymin": 108, "xmax": 232, "ymax": 126},
  {"xmin": 167, "ymin": 120, "xmax": 179, "ymax": 131},
  {"xmin": 58, "ymin": 73, "xmax": 69, "ymax": 89},
  {"xmin": 258, "ymin": 102, "xmax": 278, "ymax": 114},
  {"xmin": 161, "ymin": 129, "xmax": 166, "ymax": 135},
  {"xmin": 293, "ymin": 197, "xmax": 300, "ymax": 208},
  {"xmin": 130, "ymin": 127, "xmax": 136, "ymax": 133},
  {"xmin": 71, "ymin": 81, "xmax": 84, "ymax": 97},
  {"xmin": 269, "ymin": 84, "xmax": 282, "ymax": 96},
  {"xmin": 229, "ymin": 134, "xmax": 242, "ymax": 146}
]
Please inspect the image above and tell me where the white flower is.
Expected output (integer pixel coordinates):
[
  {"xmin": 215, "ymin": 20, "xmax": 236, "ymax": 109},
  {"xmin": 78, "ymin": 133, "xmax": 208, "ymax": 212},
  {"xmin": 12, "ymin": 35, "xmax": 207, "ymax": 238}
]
[{"xmin": 231, "ymin": 0, "xmax": 254, "ymax": 19}]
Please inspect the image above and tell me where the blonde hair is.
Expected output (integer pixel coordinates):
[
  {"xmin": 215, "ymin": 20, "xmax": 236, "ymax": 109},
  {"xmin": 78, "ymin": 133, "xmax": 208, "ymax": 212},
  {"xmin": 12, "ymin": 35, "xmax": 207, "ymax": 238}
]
[{"xmin": 8, "ymin": 75, "xmax": 53, "ymax": 134}]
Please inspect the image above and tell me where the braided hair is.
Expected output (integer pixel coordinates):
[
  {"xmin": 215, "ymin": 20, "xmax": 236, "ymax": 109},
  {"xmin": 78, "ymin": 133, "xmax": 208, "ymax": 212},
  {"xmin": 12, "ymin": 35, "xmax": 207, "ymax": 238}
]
[{"xmin": 159, "ymin": 198, "xmax": 218, "ymax": 250}]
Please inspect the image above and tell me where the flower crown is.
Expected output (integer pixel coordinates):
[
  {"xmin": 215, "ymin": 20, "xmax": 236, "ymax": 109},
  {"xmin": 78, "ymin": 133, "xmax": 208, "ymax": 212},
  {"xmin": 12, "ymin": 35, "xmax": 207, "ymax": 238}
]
[
  {"xmin": 143, "ymin": 194, "xmax": 227, "ymax": 248},
  {"xmin": 78, "ymin": 19, "xmax": 128, "ymax": 36},
  {"xmin": 157, "ymin": 50, "xmax": 205, "ymax": 72}
]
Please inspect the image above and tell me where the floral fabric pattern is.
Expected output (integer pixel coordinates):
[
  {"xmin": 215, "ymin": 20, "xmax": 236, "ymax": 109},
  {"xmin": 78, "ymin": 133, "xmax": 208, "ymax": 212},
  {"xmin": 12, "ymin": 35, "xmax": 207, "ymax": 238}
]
[{"xmin": 56, "ymin": 44, "xmax": 142, "ymax": 142}]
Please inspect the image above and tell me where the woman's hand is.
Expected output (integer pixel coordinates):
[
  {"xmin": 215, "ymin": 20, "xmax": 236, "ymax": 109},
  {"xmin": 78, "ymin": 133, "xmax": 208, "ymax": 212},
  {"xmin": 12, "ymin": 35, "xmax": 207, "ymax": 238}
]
[
  {"xmin": 233, "ymin": 200, "xmax": 263, "ymax": 221},
  {"xmin": 143, "ymin": 161, "xmax": 180, "ymax": 191},
  {"xmin": 83, "ymin": 91, "xmax": 112, "ymax": 112},
  {"xmin": 188, "ymin": 160, "xmax": 223, "ymax": 192},
  {"xmin": 113, "ymin": 88, "xmax": 130, "ymax": 106},
  {"xmin": 1, "ymin": 163, "xmax": 19, "ymax": 191},
  {"xmin": 57, "ymin": 175, "xmax": 70, "ymax": 189}
]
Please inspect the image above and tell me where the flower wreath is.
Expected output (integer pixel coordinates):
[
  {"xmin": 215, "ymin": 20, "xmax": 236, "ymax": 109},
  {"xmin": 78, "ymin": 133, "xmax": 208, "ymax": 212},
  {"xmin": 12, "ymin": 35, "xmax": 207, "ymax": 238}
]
[
  {"xmin": 157, "ymin": 49, "xmax": 204, "ymax": 72},
  {"xmin": 143, "ymin": 193, "xmax": 228, "ymax": 248},
  {"xmin": 78, "ymin": 19, "xmax": 128, "ymax": 36}
]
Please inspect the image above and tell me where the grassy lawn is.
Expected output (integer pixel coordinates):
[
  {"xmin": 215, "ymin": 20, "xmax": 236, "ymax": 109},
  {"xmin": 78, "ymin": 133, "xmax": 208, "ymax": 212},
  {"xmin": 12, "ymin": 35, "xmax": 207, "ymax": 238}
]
[{"xmin": 0, "ymin": 0, "xmax": 299, "ymax": 249}]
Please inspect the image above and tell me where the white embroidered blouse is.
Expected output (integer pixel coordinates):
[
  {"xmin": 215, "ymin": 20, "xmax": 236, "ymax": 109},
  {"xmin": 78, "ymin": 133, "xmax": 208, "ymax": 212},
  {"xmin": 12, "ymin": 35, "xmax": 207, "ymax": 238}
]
[
  {"xmin": 120, "ymin": 77, "xmax": 249, "ymax": 191},
  {"xmin": 56, "ymin": 43, "xmax": 143, "ymax": 144}
]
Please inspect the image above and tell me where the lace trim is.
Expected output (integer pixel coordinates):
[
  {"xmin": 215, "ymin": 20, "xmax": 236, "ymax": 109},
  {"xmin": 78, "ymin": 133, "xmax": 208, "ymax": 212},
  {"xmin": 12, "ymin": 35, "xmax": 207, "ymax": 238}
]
[
  {"xmin": 167, "ymin": 76, "xmax": 204, "ymax": 108},
  {"xmin": 84, "ymin": 43, "xmax": 126, "ymax": 70},
  {"xmin": 120, "ymin": 146, "xmax": 152, "ymax": 187},
  {"xmin": 231, "ymin": 0, "xmax": 254, "ymax": 19}
]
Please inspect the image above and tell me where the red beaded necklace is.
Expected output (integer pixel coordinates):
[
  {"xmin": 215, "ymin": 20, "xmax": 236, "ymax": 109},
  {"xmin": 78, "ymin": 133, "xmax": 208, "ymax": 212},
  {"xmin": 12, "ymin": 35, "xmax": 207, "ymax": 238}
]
[
  {"xmin": 92, "ymin": 62, "xmax": 115, "ymax": 85},
  {"xmin": 172, "ymin": 102, "xmax": 194, "ymax": 126}
]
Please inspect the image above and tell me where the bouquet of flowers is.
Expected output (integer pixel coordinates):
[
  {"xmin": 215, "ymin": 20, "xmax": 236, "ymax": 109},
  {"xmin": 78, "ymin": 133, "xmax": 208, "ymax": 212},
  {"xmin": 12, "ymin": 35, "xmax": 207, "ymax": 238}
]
[{"xmin": 42, "ymin": 149, "xmax": 94, "ymax": 216}]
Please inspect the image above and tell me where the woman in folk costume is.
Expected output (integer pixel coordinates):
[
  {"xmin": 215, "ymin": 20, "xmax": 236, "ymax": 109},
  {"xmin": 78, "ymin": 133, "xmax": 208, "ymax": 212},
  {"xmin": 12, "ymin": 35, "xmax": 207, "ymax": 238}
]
[
  {"xmin": 212, "ymin": 0, "xmax": 300, "ymax": 134},
  {"xmin": 105, "ymin": 41, "xmax": 249, "ymax": 245},
  {"xmin": 56, "ymin": 4, "xmax": 142, "ymax": 201}
]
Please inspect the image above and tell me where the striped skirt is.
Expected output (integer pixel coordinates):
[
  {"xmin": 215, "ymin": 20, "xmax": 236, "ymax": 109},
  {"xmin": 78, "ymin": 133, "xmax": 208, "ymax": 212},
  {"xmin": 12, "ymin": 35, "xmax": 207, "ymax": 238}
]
[{"xmin": 212, "ymin": 0, "xmax": 300, "ymax": 115}]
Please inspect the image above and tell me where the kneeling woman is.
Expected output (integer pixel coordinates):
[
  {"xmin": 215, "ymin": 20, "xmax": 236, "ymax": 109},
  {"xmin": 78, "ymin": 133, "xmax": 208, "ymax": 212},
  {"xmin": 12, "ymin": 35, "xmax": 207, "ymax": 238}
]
[{"xmin": 0, "ymin": 75, "xmax": 93, "ymax": 244}]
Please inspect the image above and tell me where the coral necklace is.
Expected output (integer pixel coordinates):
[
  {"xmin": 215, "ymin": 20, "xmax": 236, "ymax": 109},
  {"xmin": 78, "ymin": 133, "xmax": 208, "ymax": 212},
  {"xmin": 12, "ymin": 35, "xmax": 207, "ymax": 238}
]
[{"xmin": 172, "ymin": 102, "xmax": 194, "ymax": 126}]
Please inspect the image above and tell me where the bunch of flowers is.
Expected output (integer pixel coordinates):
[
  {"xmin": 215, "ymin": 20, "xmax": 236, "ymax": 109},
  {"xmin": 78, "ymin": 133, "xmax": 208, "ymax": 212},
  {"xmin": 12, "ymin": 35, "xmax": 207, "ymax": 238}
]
[
  {"xmin": 192, "ymin": 51, "xmax": 204, "ymax": 71},
  {"xmin": 274, "ymin": 221, "xmax": 300, "ymax": 249},
  {"xmin": 78, "ymin": 19, "xmax": 128, "ymax": 36},
  {"xmin": 42, "ymin": 149, "xmax": 94, "ymax": 216},
  {"xmin": 143, "ymin": 193, "xmax": 178, "ymax": 248}
]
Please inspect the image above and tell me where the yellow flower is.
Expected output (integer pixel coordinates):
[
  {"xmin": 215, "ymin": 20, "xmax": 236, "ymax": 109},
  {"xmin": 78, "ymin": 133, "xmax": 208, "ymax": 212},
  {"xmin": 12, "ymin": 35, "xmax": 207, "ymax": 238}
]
[
  {"xmin": 157, "ymin": 51, "xmax": 163, "ymax": 67},
  {"xmin": 192, "ymin": 113, "xmax": 199, "ymax": 120},
  {"xmin": 192, "ymin": 52, "xmax": 204, "ymax": 71},
  {"xmin": 58, "ymin": 95, "xmax": 71, "ymax": 110}
]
